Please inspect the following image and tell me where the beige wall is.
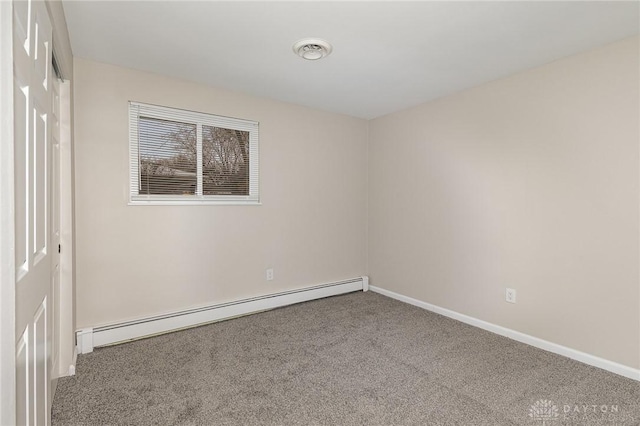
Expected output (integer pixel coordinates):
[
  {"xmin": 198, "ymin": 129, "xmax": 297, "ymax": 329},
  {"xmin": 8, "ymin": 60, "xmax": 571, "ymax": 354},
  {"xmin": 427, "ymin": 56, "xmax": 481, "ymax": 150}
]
[
  {"xmin": 73, "ymin": 58, "xmax": 368, "ymax": 328},
  {"xmin": 368, "ymin": 37, "xmax": 640, "ymax": 369},
  {"xmin": 75, "ymin": 36, "xmax": 639, "ymax": 370}
]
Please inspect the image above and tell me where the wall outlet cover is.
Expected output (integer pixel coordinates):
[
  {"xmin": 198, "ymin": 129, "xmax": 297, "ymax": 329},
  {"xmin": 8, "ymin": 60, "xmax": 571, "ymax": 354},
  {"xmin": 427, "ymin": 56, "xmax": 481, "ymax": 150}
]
[{"xmin": 506, "ymin": 288, "xmax": 516, "ymax": 304}]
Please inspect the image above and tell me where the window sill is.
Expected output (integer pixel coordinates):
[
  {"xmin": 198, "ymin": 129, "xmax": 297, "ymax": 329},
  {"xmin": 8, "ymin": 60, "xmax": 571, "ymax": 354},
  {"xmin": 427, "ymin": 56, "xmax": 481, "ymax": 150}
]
[{"xmin": 129, "ymin": 199, "xmax": 261, "ymax": 206}]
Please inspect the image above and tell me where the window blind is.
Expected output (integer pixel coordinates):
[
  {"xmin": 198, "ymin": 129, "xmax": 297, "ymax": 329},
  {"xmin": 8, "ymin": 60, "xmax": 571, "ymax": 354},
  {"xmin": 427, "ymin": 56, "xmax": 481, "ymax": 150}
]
[{"xmin": 129, "ymin": 102, "xmax": 259, "ymax": 205}]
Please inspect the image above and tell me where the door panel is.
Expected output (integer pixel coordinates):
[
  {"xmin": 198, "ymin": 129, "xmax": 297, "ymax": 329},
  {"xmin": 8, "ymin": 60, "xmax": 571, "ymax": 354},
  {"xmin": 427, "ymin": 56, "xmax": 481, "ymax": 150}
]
[
  {"xmin": 33, "ymin": 5, "xmax": 49, "ymax": 91},
  {"xmin": 13, "ymin": 0, "xmax": 53, "ymax": 424},
  {"xmin": 12, "ymin": 0, "xmax": 28, "ymax": 55},
  {"xmin": 16, "ymin": 329, "xmax": 30, "ymax": 426},
  {"xmin": 33, "ymin": 103, "xmax": 47, "ymax": 263},
  {"xmin": 33, "ymin": 301, "xmax": 47, "ymax": 426},
  {"xmin": 13, "ymin": 81, "xmax": 29, "ymax": 279}
]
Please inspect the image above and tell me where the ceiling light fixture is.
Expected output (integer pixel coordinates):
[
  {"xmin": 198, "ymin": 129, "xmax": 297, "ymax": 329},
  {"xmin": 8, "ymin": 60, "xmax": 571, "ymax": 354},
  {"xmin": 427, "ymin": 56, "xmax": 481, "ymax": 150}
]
[{"xmin": 293, "ymin": 38, "xmax": 333, "ymax": 61}]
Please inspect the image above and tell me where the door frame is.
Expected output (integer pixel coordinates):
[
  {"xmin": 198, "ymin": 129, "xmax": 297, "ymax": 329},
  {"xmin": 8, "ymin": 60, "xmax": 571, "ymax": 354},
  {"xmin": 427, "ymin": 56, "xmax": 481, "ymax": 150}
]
[
  {"xmin": 56, "ymin": 78, "xmax": 74, "ymax": 379},
  {"xmin": 46, "ymin": 0, "xmax": 75, "ymax": 381},
  {"xmin": 0, "ymin": 0, "xmax": 16, "ymax": 424}
]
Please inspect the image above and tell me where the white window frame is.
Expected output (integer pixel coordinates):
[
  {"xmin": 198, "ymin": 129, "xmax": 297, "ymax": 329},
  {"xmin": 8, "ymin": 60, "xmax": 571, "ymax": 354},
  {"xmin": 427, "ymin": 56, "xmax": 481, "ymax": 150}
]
[{"xmin": 129, "ymin": 101, "xmax": 259, "ymax": 205}]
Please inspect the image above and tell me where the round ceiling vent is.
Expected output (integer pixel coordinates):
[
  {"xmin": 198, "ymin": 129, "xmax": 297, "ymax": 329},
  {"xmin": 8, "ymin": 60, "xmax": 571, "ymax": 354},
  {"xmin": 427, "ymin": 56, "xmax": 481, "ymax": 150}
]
[{"xmin": 293, "ymin": 38, "xmax": 333, "ymax": 61}]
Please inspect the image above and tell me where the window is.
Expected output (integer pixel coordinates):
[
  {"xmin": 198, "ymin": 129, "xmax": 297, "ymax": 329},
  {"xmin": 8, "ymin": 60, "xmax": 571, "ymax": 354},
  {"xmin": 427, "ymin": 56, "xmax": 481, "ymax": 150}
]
[{"xmin": 129, "ymin": 102, "xmax": 259, "ymax": 205}]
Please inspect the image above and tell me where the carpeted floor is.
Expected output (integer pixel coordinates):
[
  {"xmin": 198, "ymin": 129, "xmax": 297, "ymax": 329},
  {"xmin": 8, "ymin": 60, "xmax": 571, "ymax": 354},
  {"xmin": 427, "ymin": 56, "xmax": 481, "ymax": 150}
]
[{"xmin": 52, "ymin": 291, "xmax": 640, "ymax": 425}]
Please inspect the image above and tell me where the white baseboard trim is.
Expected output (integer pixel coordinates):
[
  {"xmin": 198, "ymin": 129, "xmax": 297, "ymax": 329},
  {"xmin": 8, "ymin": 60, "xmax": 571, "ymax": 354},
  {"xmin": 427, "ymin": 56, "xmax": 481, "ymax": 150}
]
[
  {"xmin": 369, "ymin": 285, "xmax": 640, "ymax": 382},
  {"xmin": 68, "ymin": 346, "xmax": 77, "ymax": 376},
  {"xmin": 76, "ymin": 277, "xmax": 368, "ymax": 354}
]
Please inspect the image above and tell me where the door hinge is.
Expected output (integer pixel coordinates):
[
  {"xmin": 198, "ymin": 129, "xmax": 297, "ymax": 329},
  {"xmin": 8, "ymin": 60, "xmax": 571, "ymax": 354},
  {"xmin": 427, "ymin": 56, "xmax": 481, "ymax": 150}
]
[{"xmin": 58, "ymin": 244, "xmax": 61, "ymax": 254}]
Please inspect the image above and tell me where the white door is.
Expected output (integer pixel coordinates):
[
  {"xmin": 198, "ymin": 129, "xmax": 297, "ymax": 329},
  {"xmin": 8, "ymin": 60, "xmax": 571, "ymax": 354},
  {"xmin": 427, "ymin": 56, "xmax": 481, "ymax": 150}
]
[{"xmin": 13, "ymin": 0, "xmax": 54, "ymax": 424}]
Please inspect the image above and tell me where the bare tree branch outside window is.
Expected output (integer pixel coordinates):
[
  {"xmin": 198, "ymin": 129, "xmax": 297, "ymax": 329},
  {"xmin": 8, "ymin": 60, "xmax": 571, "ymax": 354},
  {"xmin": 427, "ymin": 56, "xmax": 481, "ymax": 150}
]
[
  {"xmin": 138, "ymin": 117, "xmax": 249, "ymax": 196},
  {"xmin": 202, "ymin": 126, "xmax": 249, "ymax": 195}
]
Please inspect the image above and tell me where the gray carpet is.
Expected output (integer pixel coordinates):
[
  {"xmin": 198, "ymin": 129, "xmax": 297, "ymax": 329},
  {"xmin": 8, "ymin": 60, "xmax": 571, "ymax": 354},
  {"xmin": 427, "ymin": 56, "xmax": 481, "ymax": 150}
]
[{"xmin": 52, "ymin": 291, "xmax": 640, "ymax": 425}]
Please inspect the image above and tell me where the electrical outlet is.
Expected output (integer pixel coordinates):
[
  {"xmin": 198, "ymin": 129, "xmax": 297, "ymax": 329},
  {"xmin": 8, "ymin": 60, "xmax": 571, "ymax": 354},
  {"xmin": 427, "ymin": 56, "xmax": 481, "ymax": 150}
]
[
  {"xmin": 266, "ymin": 268, "xmax": 274, "ymax": 281},
  {"xmin": 505, "ymin": 288, "xmax": 516, "ymax": 304}
]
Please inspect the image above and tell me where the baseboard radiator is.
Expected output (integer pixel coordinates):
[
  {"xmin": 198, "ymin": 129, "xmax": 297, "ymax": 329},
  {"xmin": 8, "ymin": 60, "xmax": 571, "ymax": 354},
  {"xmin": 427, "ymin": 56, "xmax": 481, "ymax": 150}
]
[{"xmin": 76, "ymin": 276, "xmax": 368, "ymax": 354}]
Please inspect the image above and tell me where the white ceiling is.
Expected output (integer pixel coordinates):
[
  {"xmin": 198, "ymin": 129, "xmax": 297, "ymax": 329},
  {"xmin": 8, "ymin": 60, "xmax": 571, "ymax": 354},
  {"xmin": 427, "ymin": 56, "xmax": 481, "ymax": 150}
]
[{"xmin": 62, "ymin": 1, "xmax": 639, "ymax": 119}]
